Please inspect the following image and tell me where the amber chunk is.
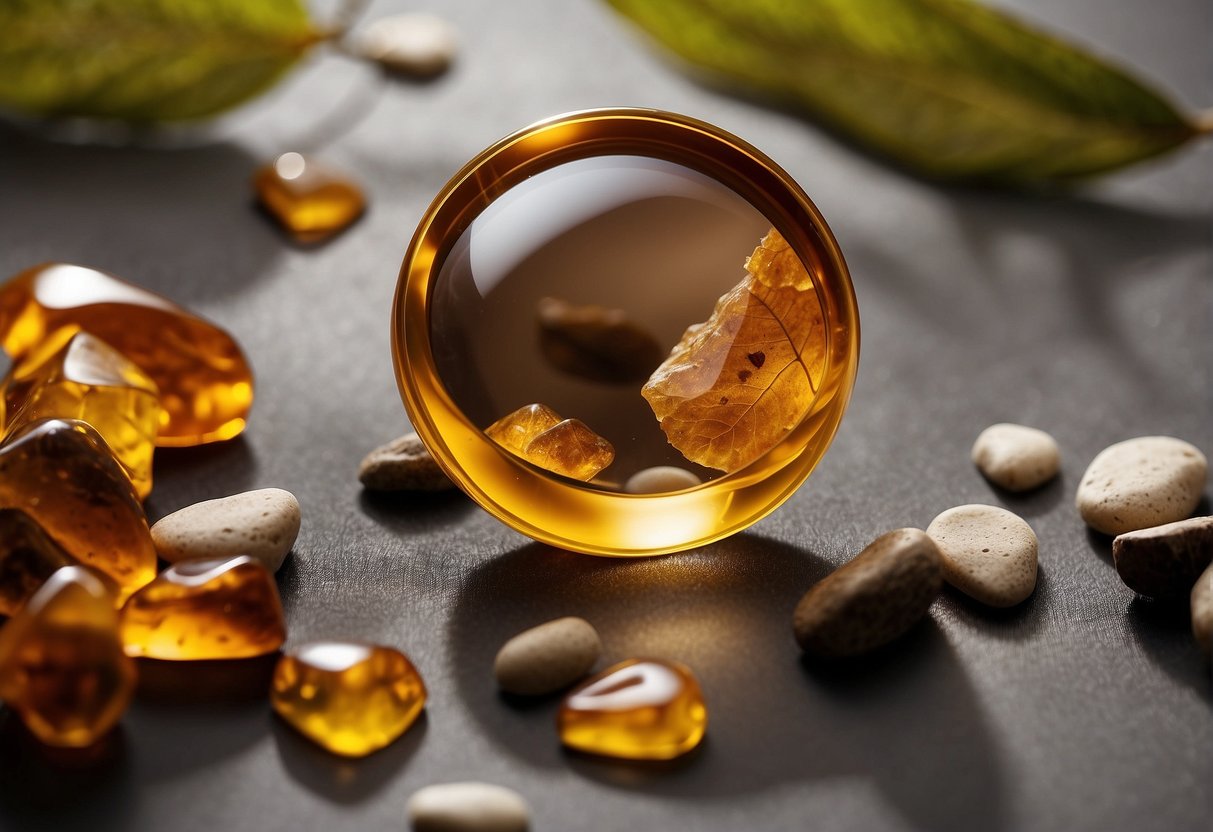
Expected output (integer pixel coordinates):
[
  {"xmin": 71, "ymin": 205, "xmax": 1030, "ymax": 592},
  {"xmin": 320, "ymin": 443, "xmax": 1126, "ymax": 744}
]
[
  {"xmin": 0, "ymin": 508, "xmax": 79, "ymax": 617},
  {"xmin": 1, "ymin": 330, "xmax": 161, "ymax": 498},
  {"xmin": 485, "ymin": 403, "xmax": 614, "ymax": 481},
  {"xmin": 536, "ymin": 297, "xmax": 664, "ymax": 384},
  {"xmin": 558, "ymin": 659, "xmax": 707, "ymax": 760},
  {"xmin": 271, "ymin": 641, "xmax": 427, "ymax": 757},
  {"xmin": 254, "ymin": 153, "xmax": 366, "ymax": 244},
  {"xmin": 0, "ymin": 566, "xmax": 135, "ymax": 747},
  {"xmin": 119, "ymin": 555, "xmax": 286, "ymax": 660},
  {"xmin": 0, "ymin": 263, "xmax": 254, "ymax": 446},
  {"xmin": 0, "ymin": 419, "xmax": 155, "ymax": 603}
]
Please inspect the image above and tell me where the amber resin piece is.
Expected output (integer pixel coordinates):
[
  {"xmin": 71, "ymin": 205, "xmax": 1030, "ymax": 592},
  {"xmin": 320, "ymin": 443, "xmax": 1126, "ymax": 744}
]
[
  {"xmin": 485, "ymin": 403, "xmax": 614, "ymax": 481},
  {"xmin": 0, "ymin": 566, "xmax": 135, "ymax": 747},
  {"xmin": 0, "ymin": 263, "xmax": 254, "ymax": 446},
  {"xmin": 119, "ymin": 555, "xmax": 286, "ymax": 660},
  {"xmin": 271, "ymin": 641, "xmax": 427, "ymax": 757},
  {"xmin": 1, "ymin": 330, "xmax": 161, "ymax": 498},
  {"xmin": 642, "ymin": 228, "xmax": 826, "ymax": 473},
  {"xmin": 0, "ymin": 508, "xmax": 79, "ymax": 617},
  {"xmin": 558, "ymin": 658, "xmax": 707, "ymax": 760},
  {"xmin": 0, "ymin": 419, "xmax": 155, "ymax": 602},
  {"xmin": 254, "ymin": 152, "xmax": 366, "ymax": 244}
]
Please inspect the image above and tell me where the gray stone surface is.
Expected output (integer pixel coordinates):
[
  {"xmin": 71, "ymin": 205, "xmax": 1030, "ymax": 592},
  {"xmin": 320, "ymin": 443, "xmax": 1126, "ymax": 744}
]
[{"xmin": 0, "ymin": 1, "xmax": 1209, "ymax": 830}]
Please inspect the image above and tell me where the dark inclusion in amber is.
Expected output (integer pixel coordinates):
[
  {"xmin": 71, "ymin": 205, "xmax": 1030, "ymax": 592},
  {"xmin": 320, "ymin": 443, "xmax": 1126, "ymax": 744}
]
[{"xmin": 0, "ymin": 508, "xmax": 78, "ymax": 617}]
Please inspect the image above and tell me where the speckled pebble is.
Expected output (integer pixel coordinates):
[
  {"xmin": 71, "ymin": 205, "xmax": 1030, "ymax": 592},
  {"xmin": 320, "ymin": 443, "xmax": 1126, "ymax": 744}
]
[
  {"xmin": 407, "ymin": 782, "xmax": 530, "ymax": 832},
  {"xmin": 151, "ymin": 488, "xmax": 300, "ymax": 572},
  {"xmin": 927, "ymin": 504, "xmax": 1038, "ymax": 608},
  {"xmin": 971, "ymin": 423, "xmax": 1060, "ymax": 492},
  {"xmin": 1192, "ymin": 563, "xmax": 1213, "ymax": 656},
  {"xmin": 494, "ymin": 617, "xmax": 601, "ymax": 696},
  {"xmin": 359, "ymin": 432, "xmax": 455, "ymax": 492},
  {"xmin": 793, "ymin": 528, "xmax": 943, "ymax": 657},
  {"xmin": 1112, "ymin": 516, "xmax": 1213, "ymax": 602},
  {"xmin": 1076, "ymin": 436, "xmax": 1207, "ymax": 536},
  {"xmin": 624, "ymin": 466, "xmax": 702, "ymax": 494}
]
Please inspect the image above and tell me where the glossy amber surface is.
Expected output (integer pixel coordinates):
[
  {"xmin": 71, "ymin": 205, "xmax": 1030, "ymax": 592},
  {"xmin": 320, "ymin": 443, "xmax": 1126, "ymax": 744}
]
[
  {"xmin": 0, "ymin": 566, "xmax": 135, "ymax": 747},
  {"xmin": 0, "ymin": 508, "xmax": 78, "ymax": 616},
  {"xmin": 254, "ymin": 152, "xmax": 365, "ymax": 243},
  {"xmin": 119, "ymin": 556, "xmax": 286, "ymax": 660},
  {"xmin": 0, "ymin": 418, "xmax": 155, "ymax": 602},
  {"xmin": 485, "ymin": 403, "xmax": 615, "ymax": 481},
  {"xmin": 558, "ymin": 659, "xmax": 707, "ymax": 760},
  {"xmin": 271, "ymin": 641, "xmax": 427, "ymax": 757},
  {"xmin": 1, "ymin": 330, "xmax": 161, "ymax": 498},
  {"xmin": 0, "ymin": 263, "xmax": 254, "ymax": 446}
]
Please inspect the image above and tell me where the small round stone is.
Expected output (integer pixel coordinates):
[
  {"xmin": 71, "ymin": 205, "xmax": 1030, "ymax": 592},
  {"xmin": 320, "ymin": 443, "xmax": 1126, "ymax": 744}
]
[
  {"xmin": 1191, "ymin": 563, "xmax": 1213, "ymax": 656},
  {"xmin": 493, "ymin": 617, "xmax": 601, "ymax": 696},
  {"xmin": 357, "ymin": 14, "xmax": 458, "ymax": 78},
  {"xmin": 1112, "ymin": 516, "xmax": 1213, "ymax": 602},
  {"xmin": 407, "ymin": 782, "xmax": 530, "ymax": 832},
  {"xmin": 1076, "ymin": 436, "xmax": 1207, "ymax": 536},
  {"xmin": 151, "ymin": 488, "xmax": 300, "ymax": 572},
  {"xmin": 623, "ymin": 466, "xmax": 702, "ymax": 494},
  {"xmin": 793, "ymin": 528, "xmax": 943, "ymax": 657},
  {"xmin": 359, "ymin": 432, "xmax": 455, "ymax": 492},
  {"xmin": 927, "ymin": 504, "xmax": 1038, "ymax": 608},
  {"xmin": 971, "ymin": 423, "xmax": 1060, "ymax": 492}
]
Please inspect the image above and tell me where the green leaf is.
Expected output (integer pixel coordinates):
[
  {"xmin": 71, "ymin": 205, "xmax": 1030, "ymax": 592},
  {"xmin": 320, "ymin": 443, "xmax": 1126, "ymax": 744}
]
[
  {"xmin": 607, "ymin": 0, "xmax": 1202, "ymax": 183},
  {"xmin": 0, "ymin": 0, "xmax": 319, "ymax": 122}
]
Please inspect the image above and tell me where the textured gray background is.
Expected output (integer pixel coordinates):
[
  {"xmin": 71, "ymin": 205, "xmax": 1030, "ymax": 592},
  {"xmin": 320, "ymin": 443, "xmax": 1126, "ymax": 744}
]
[{"xmin": 0, "ymin": 1, "xmax": 1210, "ymax": 830}]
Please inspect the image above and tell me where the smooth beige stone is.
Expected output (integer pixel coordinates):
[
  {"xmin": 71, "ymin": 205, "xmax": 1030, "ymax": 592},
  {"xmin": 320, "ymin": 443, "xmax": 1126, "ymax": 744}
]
[
  {"xmin": 1112, "ymin": 516, "xmax": 1213, "ymax": 601},
  {"xmin": 1192, "ymin": 563, "xmax": 1213, "ymax": 656},
  {"xmin": 359, "ymin": 432, "xmax": 455, "ymax": 492},
  {"xmin": 1076, "ymin": 436, "xmax": 1207, "ymax": 535},
  {"xmin": 494, "ymin": 617, "xmax": 601, "ymax": 696},
  {"xmin": 151, "ymin": 488, "xmax": 300, "ymax": 572},
  {"xmin": 624, "ymin": 466, "xmax": 702, "ymax": 494},
  {"xmin": 971, "ymin": 423, "xmax": 1060, "ymax": 492},
  {"xmin": 927, "ymin": 504, "xmax": 1038, "ymax": 608},
  {"xmin": 407, "ymin": 782, "xmax": 530, "ymax": 832},
  {"xmin": 358, "ymin": 14, "xmax": 458, "ymax": 78},
  {"xmin": 793, "ymin": 529, "xmax": 943, "ymax": 657}
]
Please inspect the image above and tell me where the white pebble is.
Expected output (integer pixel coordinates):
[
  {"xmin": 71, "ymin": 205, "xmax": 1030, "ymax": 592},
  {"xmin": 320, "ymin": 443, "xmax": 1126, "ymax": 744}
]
[
  {"xmin": 927, "ymin": 504, "xmax": 1038, "ymax": 608},
  {"xmin": 407, "ymin": 782, "xmax": 530, "ymax": 832},
  {"xmin": 151, "ymin": 488, "xmax": 300, "ymax": 572},
  {"xmin": 971, "ymin": 423, "xmax": 1060, "ymax": 492},
  {"xmin": 624, "ymin": 466, "xmax": 702, "ymax": 494},
  {"xmin": 1076, "ymin": 436, "xmax": 1207, "ymax": 535},
  {"xmin": 358, "ymin": 14, "xmax": 457, "ymax": 78}
]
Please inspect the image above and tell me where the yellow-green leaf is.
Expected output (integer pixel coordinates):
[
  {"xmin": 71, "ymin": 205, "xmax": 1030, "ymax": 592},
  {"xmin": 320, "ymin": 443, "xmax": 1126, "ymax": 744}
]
[
  {"xmin": 607, "ymin": 0, "xmax": 1201, "ymax": 183},
  {"xmin": 0, "ymin": 0, "xmax": 318, "ymax": 122}
]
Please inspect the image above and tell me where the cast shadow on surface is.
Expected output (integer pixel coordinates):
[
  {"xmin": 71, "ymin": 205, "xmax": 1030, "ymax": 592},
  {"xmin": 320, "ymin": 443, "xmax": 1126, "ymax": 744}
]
[
  {"xmin": 448, "ymin": 534, "xmax": 1007, "ymax": 832},
  {"xmin": 357, "ymin": 488, "xmax": 478, "ymax": 536},
  {"xmin": 144, "ymin": 436, "xmax": 259, "ymax": 521},
  {"xmin": 935, "ymin": 566, "xmax": 1050, "ymax": 643}
]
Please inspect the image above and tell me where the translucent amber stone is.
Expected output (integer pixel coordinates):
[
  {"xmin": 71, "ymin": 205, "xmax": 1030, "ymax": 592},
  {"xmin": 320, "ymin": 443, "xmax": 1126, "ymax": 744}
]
[
  {"xmin": 0, "ymin": 419, "xmax": 155, "ymax": 603},
  {"xmin": 0, "ymin": 263, "xmax": 254, "ymax": 446},
  {"xmin": 0, "ymin": 566, "xmax": 135, "ymax": 747},
  {"xmin": 0, "ymin": 508, "xmax": 78, "ymax": 616},
  {"xmin": 1, "ymin": 330, "xmax": 161, "ymax": 498},
  {"xmin": 486, "ymin": 403, "xmax": 615, "ymax": 481},
  {"xmin": 119, "ymin": 556, "xmax": 286, "ymax": 660},
  {"xmin": 270, "ymin": 641, "xmax": 427, "ymax": 757},
  {"xmin": 253, "ymin": 153, "xmax": 366, "ymax": 244},
  {"xmin": 558, "ymin": 659, "xmax": 707, "ymax": 760}
]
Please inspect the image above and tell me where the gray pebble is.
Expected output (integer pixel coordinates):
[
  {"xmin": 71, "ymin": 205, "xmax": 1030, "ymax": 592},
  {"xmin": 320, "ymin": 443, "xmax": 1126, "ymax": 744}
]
[
  {"xmin": 357, "ymin": 13, "xmax": 457, "ymax": 78},
  {"xmin": 927, "ymin": 504, "xmax": 1038, "ymax": 608},
  {"xmin": 1076, "ymin": 436, "xmax": 1207, "ymax": 535},
  {"xmin": 151, "ymin": 488, "xmax": 300, "ymax": 572},
  {"xmin": 359, "ymin": 432, "xmax": 455, "ymax": 492},
  {"xmin": 1192, "ymin": 563, "xmax": 1213, "ymax": 656},
  {"xmin": 407, "ymin": 782, "xmax": 529, "ymax": 832},
  {"xmin": 971, "ymin": 423, "xmax": 1060, "ymax": 492},
  {"xmin": 494, "ymin": 617, "xmax": 601, "ymax": 696},
  {"xmin": 1112, "ymin": 516, "xmax": 1213, "ymax": 602},
  {"xmin": 793, "ymin": 528, "xmax": 943, "ymax": 657}
]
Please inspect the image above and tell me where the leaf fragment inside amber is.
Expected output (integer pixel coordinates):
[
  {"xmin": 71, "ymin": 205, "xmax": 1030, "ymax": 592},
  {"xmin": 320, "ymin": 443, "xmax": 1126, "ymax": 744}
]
[
  {"xmin": 486, "ymin": 403, "xmax": 615, "ymax": 481},
  {"xmin": 254, "ymin": 152, "xmax": 366, "ymax": 244}
]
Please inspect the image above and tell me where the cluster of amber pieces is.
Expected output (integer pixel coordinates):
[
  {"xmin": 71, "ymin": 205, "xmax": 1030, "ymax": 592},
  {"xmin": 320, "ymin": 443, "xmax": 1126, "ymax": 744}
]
[{"xmin": 486, "ymin": 403, "xmax": 615, "ymax": 481}]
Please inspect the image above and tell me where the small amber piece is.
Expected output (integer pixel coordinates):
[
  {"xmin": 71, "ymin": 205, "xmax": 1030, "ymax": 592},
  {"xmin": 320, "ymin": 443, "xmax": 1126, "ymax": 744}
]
[
  {"xmin": 536, "ymin": 297, "xmax": 665, "ymax": 384},
  {"xmin": 119, "ymin": 555, "xmax": 286, "ymax": 660},
  {"xmin": 0, "ymin": 419, "xmax": 155, "ymax": 603},
  {"xmin": 0, "ymin": 508, "xmax": 79, "ymax": 616},
  {"xmin": 0, "ymin": 263, "xmax": 254, "ymax": 446},
  {"xmin": 558, "ymin": 659, "xmax": 707, "ymax": 760},
  {"xmin": 271, "ymin": 641, "xmax": 427, "ymax": 757},
  {"xmin": 486, "ymin": 403, "xmax": 615, "ymax": 481},
  {"xmin": 0, "ymin": 566, "xmax": 135, "ymax": 747},
  {"xmin": 254, "ymin": 153, "xmax": 366, "ymax": 243},
  {"xmin": 1, "ymin": 330, "xmax": 161, "ymax": 498}
]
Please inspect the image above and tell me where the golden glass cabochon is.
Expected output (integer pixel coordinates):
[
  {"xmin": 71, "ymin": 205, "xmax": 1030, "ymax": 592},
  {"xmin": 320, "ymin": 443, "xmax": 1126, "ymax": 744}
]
[{"xmin": 392, "ymin": 108, "xmax": 859, "ymax": 556}]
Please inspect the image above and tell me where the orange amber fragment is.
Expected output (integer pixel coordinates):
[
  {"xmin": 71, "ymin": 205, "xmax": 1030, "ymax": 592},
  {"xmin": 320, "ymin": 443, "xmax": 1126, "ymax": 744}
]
[
  {"xmin": 558, "ymin": 659, "xmax": 707, "ymax": 760},
  {"xmin": 253, "ymin": 152, "xmax": 366, "ymax": 244},
  {"xmin": 0, "ymin": 566, "xmax": 135, "ymax": 747},
  {"xmin": 0, "ymin": 263, "xmax": 254, "ymax": 446},
  {"xmin": 0, "ymin": 508, "xmax": 78, "ymax": 616},
  {"xmin": 119, "ymin": 555, "xmax": 286, "ymax": 660},
  {"xmin": 271, "ymin": 641, "xmax": 427, "ymax": 757},
  {"xmin": 0, "ymin": 419, "xmax": 155, "ymax": 603},
  {"xmin": 485, "ymin": 403, "xmax": 615, "ymax": 481},
  {"xmin": 1, "ymin": 330, "xmax": 161, "ymax": 498}
]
